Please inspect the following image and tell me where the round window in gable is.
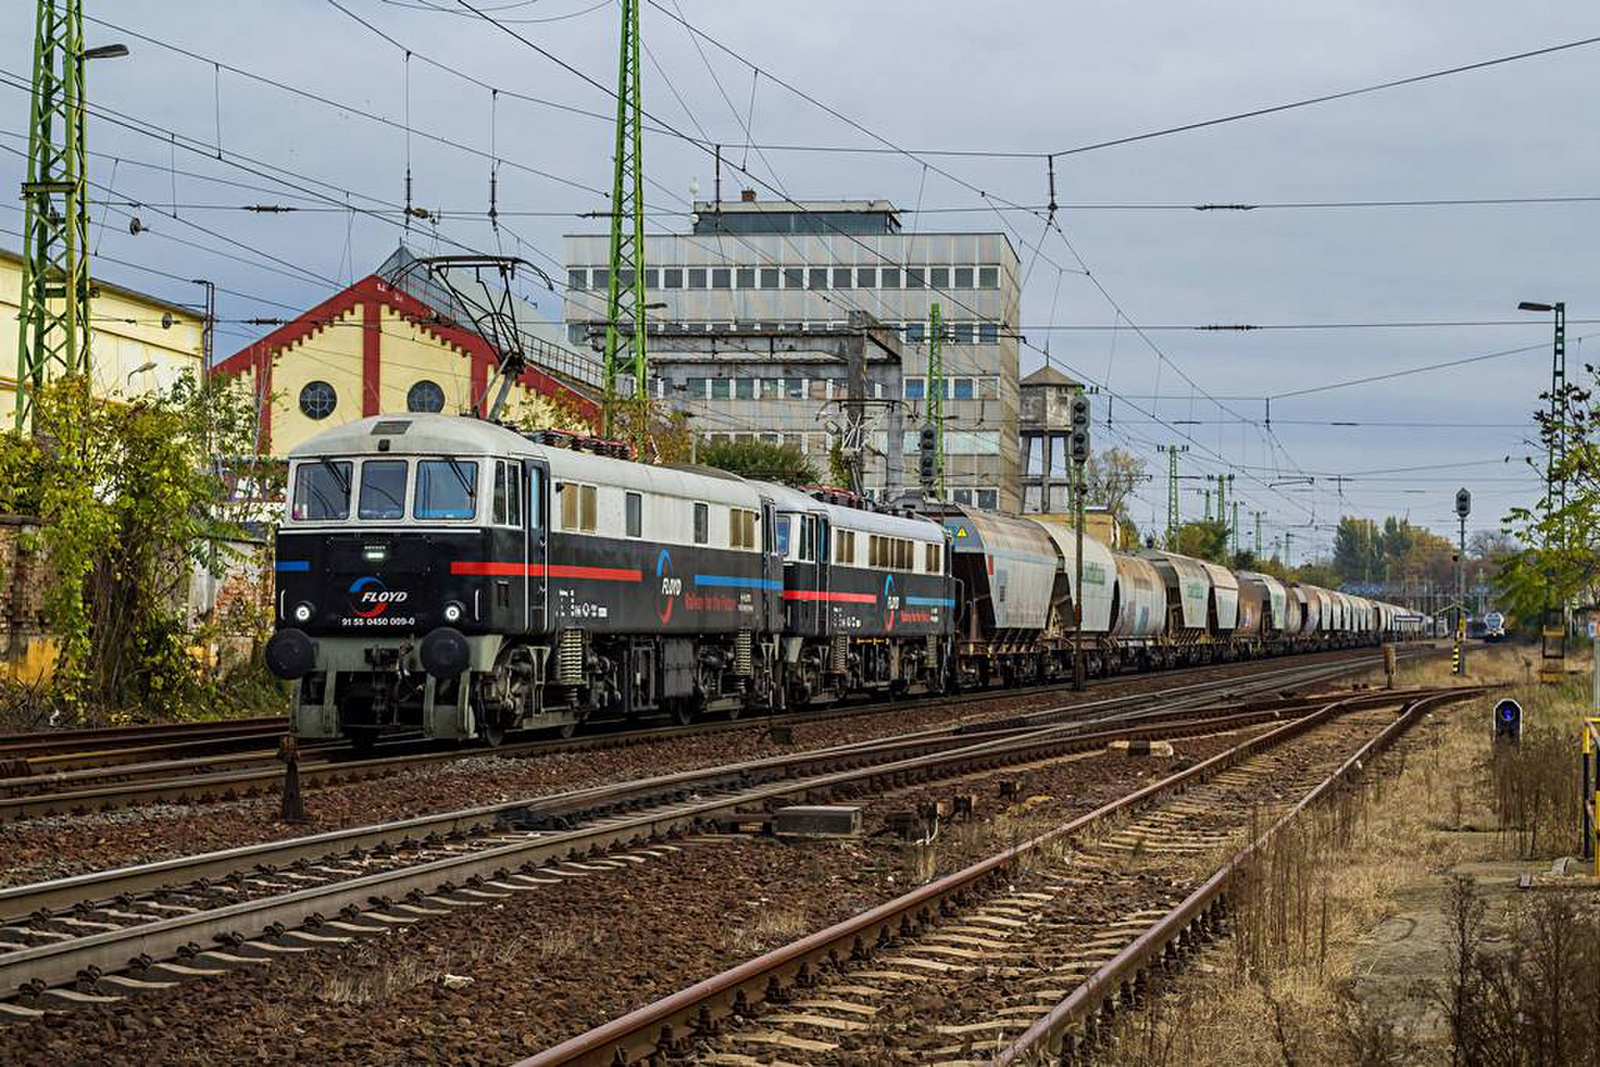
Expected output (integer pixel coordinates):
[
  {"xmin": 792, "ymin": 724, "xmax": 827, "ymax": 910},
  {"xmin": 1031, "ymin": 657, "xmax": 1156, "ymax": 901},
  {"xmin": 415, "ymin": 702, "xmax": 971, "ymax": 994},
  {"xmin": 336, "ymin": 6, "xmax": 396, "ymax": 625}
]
[
  {"xmin": 299, "ymin": 380, "xmax": 337, "ymax": 420},
  {"xmin": 407, "ymin": 380, "xmax": 445, "ymax": 413}
]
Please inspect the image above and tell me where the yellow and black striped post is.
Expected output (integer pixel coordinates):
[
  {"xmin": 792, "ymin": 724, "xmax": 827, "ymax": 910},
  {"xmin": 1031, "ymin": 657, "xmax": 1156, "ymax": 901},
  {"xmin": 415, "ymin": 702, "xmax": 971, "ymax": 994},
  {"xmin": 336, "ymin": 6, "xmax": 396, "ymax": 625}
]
[{"xmin": 1584, "ymin": 720, "xmax": 1600, "ymax": 875}]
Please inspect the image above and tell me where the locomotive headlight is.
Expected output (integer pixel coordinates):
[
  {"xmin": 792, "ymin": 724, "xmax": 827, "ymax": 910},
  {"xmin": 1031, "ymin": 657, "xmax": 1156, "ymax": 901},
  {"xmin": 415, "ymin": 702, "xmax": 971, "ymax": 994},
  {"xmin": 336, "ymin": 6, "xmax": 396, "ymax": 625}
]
[
  {"xmin": 443, "ymin": 601, "xmax": 465, "ymax": 624},
  {"xmin": 292, "ymin": 602, "xmax": 315, "ymax": 623}
]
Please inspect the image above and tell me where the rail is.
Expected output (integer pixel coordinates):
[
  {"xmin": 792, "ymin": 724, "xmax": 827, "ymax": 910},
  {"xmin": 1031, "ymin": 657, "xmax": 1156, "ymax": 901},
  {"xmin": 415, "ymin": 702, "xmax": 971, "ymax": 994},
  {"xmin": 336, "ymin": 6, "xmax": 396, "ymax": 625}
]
[
  {"xmin": 514, "ymin": 689, "xmax": 1460, "ymax": 1067},
  {"xmin": 992, "ymin": 687, "xmax": 1477, "ymax": 1063}
]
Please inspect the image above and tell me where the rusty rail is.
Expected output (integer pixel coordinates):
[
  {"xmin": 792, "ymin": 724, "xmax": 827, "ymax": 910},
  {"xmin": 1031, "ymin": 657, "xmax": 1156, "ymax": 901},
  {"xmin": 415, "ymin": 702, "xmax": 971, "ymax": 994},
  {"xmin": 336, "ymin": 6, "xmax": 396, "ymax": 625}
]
[
  {"xmin": 992, "ymin": 686, "xmax": 1479, "ymax": 1064},
  {"xmin": 515, "ymin": 688, "xmax": 1455, "ymax": 1067}
]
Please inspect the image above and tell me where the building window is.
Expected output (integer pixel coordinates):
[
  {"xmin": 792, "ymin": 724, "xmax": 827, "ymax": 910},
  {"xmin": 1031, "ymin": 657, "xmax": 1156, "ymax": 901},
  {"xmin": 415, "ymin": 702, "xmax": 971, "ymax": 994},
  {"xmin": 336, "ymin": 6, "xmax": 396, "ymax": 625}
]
[
  {"xmin": 953, "ymin": 488, "xmax": 973, "ymax": 505},
  {"xmin": 406, "ymin": 380, "xmax": 445, "ymax": 413},
  {"xmin": 618, "ymin": 268, "xmax": 635, "ymax": 289},
  {"xmin": 783, "ymin": 267, "xmax": 804, "ymax": 289},
  {"xmin": 904, "ymin": 377, "xmax": 925, "ymax": 400},
  {"xmin": 785, "ymin": 379, "xmax": 805, "ymax": 399},
  {"xmin": 856, "ymin": 267, "xmax": 876, "ymax": 288},
  {"xmin": 687, "ymin": 267, "xmax": 707, "ymax": 288},
  {"xmin": 663, "ymin": 268, "xmax": 683, "ymax": 289},
  {"xmin": 952, "ymin": 322, "xmax": 974, "ymax": 345},
  {"xmin": 643, "ymin": 268, "xmax": 659, "ymax": 289},
  {"xmin": 905, "ymin": 266, "xmax": 925, "ymax": 289},
  {"xmin": 711, "ymin": 267, "xmax": 732, "ymax": 289},
  {"xmin": 299, "ymin": 381, "xmax": 337, "ymax": 420},
  {"xmin": 625, "ymin": 491, "xmax": 642, "ymax": 538},
  {"xmin": 736, "ymin": 267, "xmax": 755, "ymax": 289},
  {"xmin": 978, "ymin": 265, "xmax": 1000, "ymax": 289},
  {"xmin": 735, "ymin": 378, "xmax": 756, "ymax": 400},
  {"xmin": 710, "ymin": 379, "xmax": 731, "ymax": 400},
  {"xmin": 593, "ymin": 267, "xmax": 610, "ymax": 290},
  {"xmin": 567, "ymin": 269, "xmax": 587, "ymax": 290},
  {"xmin": 905, "ymin": 322, "xmax": 925, "ymax": 344},
  {"xmin": 693, "ymin": 502, "xmax": 709, "ymax": 545},
  {"xmin": 760, "ymin": 267, "xmax": 779, "ymax": 289},
  {"xmin": 880, "ymin": 267, "xmax": 900, "ymax": 288},
  {"xmin": 832, "ymin": 267, "xmax": 852, "ymax": 289},
  {"xmin": 954, "ymin": 266, "xmax": 974, "ymax": 289},
  {"xmin": 952, "ymin": 377, "xmax": 975, "ymax": 400},
  {"xmin": 977, "ymin": 489, "xmax": 999, "ymax": 510},
  {"xmin": 978, "ymin": 322, "xmax": 1000, "ymax": 344},
  {"xmin": 808, "ymin": 267, "xmax": 827, "ymax": 290},
  {"xmin": 930, "ymin": 266, "xmax": 950, "ymax": 289}
]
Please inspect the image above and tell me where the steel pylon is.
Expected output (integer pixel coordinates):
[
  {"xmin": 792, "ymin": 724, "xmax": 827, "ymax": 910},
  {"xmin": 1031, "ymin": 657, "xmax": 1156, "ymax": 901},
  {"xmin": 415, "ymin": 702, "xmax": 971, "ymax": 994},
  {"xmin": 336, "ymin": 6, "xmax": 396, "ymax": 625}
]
[
  {"xmin": 15, "ymin": 0, "xmax": 91, "ymax": 431},
  {"xmin": 602, "ymin": 0, "xmax": 648, "ymax": 451}
]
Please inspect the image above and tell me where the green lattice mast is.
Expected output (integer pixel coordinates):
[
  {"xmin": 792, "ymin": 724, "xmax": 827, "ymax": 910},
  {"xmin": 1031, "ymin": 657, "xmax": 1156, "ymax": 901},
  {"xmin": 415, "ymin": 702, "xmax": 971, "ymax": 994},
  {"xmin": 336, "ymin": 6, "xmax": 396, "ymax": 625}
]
[
  {"xmin": 15, "ymin": 0, "xmax": 91, "ymax": 431},
  {"xmin": 602, "ymin": 0, "xmax": 648, "ymax": 451},
  {"xmin": 927, "ymin": 302, "xmax": 945, "ymax": 498}
]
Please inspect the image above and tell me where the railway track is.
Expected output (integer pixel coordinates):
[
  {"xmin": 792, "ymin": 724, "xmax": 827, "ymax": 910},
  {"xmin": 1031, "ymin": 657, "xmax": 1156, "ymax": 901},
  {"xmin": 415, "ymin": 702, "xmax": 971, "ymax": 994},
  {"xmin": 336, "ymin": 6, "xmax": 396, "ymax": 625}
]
[
  {"xmin": 0, "ymin": 646, "xmax": 1429, "ymax": 821},
  {"xmin": 516, "ymin": 685, "xmax": 1480, "ymax": 1066},
  {"xmin": 0, "ymin": 717, "xmax": 286, "ymax": 769},
  {"xmin": 0, "ymin": 665, "xmax": 1432, "ymax": 1019}
]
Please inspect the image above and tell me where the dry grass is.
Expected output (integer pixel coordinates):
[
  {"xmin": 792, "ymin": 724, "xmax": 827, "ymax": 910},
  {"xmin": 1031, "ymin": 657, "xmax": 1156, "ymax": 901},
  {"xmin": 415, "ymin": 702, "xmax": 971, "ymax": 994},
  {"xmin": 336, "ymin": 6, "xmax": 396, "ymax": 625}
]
[{"xmin": 1100, "ymin": 644, "xmax": 1593, "ymax": 1066}]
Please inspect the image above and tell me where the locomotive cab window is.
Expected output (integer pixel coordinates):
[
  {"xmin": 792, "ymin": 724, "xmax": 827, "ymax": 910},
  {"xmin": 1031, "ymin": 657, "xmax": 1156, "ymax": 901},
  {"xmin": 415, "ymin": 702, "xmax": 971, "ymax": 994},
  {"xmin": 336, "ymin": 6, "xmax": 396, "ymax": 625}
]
[
  {"xmin": 291, "ymin": 459, "xmax": 351, "ymax": 521},
  {"xmin": 358, "ymin": 460, "xmax": 408, "ymax": 521},
  {"xmin": 625, "ymin": 492, "xmax": 642, "ymax": 538},
  {"xmin": 414, "ymin": 459, "xmax": 479, "ymax": 521},
  {"xmin": 925, "ymin": 543, "xmax": 941, "ymax": 574},
  {"xmin": 693, "ymin": 502, "xmax": 709, "ymax": 545},
  {"xmin": 492, "ymin": 460, "xmax": 522, "ymax": 527},
  {"xmin": 835, "ymin": 530, "xmax": 855, "ymax": 566}
]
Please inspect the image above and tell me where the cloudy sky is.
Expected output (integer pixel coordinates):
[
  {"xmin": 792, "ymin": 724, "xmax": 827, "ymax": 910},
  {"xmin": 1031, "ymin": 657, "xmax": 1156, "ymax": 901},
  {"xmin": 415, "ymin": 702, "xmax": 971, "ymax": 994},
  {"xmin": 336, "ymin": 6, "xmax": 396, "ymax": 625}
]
[{"xmin": 3, "ymin": 0, "xmax": 1593, "ymax": 561}]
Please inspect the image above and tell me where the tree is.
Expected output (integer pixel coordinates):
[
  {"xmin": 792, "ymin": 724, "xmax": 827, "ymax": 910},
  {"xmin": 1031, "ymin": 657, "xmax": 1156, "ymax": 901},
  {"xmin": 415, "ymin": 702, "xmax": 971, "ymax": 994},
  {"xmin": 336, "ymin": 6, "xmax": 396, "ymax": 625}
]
[
  {"xmin": 697, "ymin": 438, "xmax": 820, "ymax": 487},
  {"xmin": 1332, "ymin": 517, "xmax": 1382, "ymax": 583},
  {"xmin": 1171, "ymin": 520, "xmax": 1229, "ymax": 563},
  {"xmin": 1084, "ymin": 447, "xmax": 1147, "ymax": 532},
  {"xmin": 0, "ymin": 373, "xmax": 267, "ymax": 716},
  {"xmin": 1502, "ymin": 358, "xmax": 1600, "ymax": 619}
]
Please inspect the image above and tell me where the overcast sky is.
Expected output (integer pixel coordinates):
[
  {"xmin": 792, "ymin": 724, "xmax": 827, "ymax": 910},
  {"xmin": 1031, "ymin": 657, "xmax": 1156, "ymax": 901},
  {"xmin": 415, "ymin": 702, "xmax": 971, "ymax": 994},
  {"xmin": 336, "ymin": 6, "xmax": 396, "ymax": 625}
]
[{"xmin": 3, "ymin": 0, "xmax": 1592, "ymax": 561}]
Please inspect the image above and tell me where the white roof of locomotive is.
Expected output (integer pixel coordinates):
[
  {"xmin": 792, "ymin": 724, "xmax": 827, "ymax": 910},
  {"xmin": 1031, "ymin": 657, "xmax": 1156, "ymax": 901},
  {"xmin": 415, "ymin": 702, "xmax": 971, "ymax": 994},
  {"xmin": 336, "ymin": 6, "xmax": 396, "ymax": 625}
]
[
  {"xmin": 758, "ymin": 482, "xmax": 944, "ymax": 541},
  {"xmin": 288, "ymin": 413, "xmax": 763, "ymax": 510}
]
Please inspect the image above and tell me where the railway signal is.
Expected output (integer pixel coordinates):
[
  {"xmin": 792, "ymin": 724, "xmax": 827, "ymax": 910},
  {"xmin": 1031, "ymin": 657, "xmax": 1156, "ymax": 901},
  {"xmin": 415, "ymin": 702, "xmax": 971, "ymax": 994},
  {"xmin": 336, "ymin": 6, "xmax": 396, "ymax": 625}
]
[
  {"xmin": 1493, "ymin": 698, "xmax": 1522, "ymax": 744},
  {"xmin": 1070, "ymin": 393, "xmax": 1090, "ymax": 692},
  {"xmin": 1455, "ymin": 487, "xmax": 1469, "ymax": 676}
]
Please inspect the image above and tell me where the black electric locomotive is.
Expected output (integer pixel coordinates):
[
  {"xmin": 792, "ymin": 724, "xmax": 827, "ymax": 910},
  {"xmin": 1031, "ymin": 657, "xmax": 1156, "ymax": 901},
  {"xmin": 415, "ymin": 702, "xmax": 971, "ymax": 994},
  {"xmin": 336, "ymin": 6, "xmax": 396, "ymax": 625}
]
[{"xmin": 266, "ymin": 414, "xmax": 954, "ymax": 745}]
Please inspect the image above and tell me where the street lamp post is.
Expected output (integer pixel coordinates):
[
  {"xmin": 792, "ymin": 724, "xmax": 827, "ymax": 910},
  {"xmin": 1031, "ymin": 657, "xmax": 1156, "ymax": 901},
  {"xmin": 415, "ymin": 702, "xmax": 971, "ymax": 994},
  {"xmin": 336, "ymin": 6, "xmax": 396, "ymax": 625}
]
[{"xmin": 1520, "ymin": 300, "xmax": 1569, "ymax": 683}]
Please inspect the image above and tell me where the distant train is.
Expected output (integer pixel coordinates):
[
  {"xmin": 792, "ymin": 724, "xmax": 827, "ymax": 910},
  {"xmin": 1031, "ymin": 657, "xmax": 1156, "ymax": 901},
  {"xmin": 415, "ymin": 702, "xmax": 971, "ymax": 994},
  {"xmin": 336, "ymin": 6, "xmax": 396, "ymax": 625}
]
[
  {"xmin": 1481, "ymin": 611, "xmax": 1507, "ymax": 642},
  {"xmin": 265, "ymin": 414, "xmax": 1426, "ymax": 747}
]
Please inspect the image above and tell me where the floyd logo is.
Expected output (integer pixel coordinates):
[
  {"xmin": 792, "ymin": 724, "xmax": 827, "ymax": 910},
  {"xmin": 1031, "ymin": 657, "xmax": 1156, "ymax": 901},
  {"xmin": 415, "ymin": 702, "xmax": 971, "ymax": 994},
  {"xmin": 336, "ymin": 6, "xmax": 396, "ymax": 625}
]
[
  {"xmin": 882, "ymin": 573, "xmax": 899, "ymax": 632},
  {"xmin": 349, "ymin": 575, "xmax": 407, "ymax": 617},
  {"xmin": 657, "ymin": 549, "xmax": 681, "ymax": 624}
]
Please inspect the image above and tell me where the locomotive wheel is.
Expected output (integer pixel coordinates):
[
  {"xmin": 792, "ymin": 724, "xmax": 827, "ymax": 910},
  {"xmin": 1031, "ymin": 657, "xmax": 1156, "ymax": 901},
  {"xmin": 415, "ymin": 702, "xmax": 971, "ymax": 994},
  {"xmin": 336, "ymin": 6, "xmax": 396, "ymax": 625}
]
[{"xmin": 476, "ymin": 710, "xmax": 506, "ymax": 748}]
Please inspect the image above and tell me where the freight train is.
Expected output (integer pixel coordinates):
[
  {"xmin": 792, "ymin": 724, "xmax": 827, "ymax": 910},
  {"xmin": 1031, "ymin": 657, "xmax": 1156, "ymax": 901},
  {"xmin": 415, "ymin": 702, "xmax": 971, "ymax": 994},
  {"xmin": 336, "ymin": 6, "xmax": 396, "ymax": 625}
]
[{"xmin": 265, "ymin": 415, "xmax": 1425, "ymax": 747}]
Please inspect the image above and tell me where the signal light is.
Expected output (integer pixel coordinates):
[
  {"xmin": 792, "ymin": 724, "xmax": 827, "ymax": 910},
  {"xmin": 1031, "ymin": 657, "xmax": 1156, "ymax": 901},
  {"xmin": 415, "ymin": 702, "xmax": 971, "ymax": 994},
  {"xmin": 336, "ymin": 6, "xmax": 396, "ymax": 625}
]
[
  {"xmin": 1069, "ymin": 428, "xmax": 1091, "ymax": 465},
  {"xmin": 1070, "ymin": 393, "xmax": 1091, "ymax": 430},
  {"xmin": 1493, "ymin": 698, "xmax": 1522, "ymax": 744}
]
